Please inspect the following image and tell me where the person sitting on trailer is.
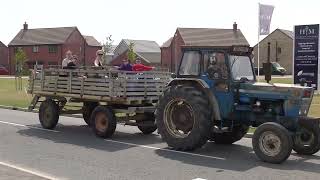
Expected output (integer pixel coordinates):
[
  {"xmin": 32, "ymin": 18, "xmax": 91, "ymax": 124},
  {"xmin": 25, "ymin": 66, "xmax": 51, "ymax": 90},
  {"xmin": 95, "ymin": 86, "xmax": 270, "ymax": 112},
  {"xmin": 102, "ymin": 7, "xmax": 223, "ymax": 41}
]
[
  {"xmin": 132, "ymin": 59, "xmax": 154, "ymax": 71},
  {"xmin": 62, "ymin": 50, "xmax": 77, "ymax": 69},
  {"xmin": 118, "ymin": 58, "xmax": 132, "ymax": 71},
  {"xmin": 94, "ymin": 50, "xmax": 104, "ymax": 67}
]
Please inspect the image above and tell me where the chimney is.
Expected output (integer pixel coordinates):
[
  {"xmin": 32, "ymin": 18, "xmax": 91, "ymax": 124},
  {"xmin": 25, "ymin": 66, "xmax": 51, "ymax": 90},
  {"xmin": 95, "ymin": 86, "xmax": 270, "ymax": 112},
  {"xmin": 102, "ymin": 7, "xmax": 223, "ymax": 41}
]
[
  {"xmin": 23, "ymin": 22, "xmax": 28, "ymax": 30},
  {"xmin": 233, "ymin": 22, "xmax": 237, "ymax": 32}
]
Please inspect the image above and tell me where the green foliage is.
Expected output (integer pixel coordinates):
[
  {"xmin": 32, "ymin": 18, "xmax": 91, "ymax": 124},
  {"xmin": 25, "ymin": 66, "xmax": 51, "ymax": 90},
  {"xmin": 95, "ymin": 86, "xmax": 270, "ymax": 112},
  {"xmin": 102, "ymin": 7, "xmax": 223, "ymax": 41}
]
[
  {"xmin": 102, "ymin": 35, "xmax": 114, "ymax": 64},
  {"xmin": 14, "ymin": 48, "xmax": 29, "ymax": 76},
  {"xmin": 127, "ymin": 42, "xmax": 136, "ymax": 63}
]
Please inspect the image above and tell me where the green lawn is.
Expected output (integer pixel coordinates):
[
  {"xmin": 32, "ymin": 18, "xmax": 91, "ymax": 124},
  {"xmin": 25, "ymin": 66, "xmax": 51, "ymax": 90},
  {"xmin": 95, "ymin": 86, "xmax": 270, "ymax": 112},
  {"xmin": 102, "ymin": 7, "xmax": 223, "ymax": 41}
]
[{"xmin": 0, "ymin": 78, "xmax": 32, "ymax": 108}]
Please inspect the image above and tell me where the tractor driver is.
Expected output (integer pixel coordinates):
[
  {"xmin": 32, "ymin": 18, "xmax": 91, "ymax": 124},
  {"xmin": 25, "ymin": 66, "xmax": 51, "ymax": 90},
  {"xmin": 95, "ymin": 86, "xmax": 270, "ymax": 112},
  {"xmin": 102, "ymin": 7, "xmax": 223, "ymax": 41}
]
[{"xmin": 207, "ymin": 52, "xmax": 228, "ymax": 79}]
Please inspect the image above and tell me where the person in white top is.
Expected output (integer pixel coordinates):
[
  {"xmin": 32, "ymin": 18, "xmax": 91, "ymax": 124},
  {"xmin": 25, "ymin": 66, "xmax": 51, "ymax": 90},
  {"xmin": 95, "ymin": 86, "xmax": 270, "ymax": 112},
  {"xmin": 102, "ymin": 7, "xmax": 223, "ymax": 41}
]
[
  {"xmin": 62, "ymin": 50, "xmax": 76, "ymax": 69},
  {"xmin": 94, "ymin": 50, "xmax": 104, "ymax": 67}
]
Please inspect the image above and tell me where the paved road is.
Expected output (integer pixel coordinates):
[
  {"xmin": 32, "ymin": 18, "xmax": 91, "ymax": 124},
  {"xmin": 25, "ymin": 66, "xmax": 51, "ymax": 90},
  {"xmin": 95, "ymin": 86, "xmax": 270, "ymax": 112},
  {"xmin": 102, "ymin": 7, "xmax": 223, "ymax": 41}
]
[{"xmin": 0, "ymin": 108, "xmax": 319, "ymax": 180}]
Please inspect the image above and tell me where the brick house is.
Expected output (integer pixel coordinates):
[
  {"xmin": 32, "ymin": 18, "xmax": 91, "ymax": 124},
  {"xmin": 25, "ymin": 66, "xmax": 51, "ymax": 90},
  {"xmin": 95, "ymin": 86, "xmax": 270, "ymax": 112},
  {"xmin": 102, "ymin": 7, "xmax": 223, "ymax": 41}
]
[
  {"xmin": 253, "ymin": 29, "xmax": 293, "ymax": 74},
  {"xmin": 161, "ymin": 24, "xmax": 249, "ymax": 72},
  {"xmin": 111, "ymin": 39, "xmax": 161, "ymax": 66},
  {"xmin": 160, "ymin": 37, "xmax": 173, "ymax": 70},
  {"xmin": 83, "ymin": 35, "xmax": 102, "ymax": 65},
  {"xmin": 8, "ymin": 23, "xmax": 101, "ymax": 74},
  {"xmin": 0, "ymin": 41, "xmax": 8, "ymax": 68}
]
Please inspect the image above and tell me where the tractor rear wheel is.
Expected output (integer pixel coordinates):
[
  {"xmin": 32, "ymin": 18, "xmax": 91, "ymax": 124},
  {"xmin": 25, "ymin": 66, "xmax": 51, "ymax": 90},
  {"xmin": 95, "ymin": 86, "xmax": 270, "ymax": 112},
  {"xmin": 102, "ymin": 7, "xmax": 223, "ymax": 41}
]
[
  {"xmin": 293, "ymin": 118, "xmax": 320, "ymax": 155},
  {"xmin": 39, "ymin": 99, "xmax": 59, "ymax": 129},
  {"xmin": 82, "ymin": 102, "xmax": 99, "ymax": 126},
  {"xmin": 211, "ymin": 125, "xmax": 249, "ymax": 144},
  {"xmin": 91, "ymin": 106, "xmax": 117, "ymax": 138},
  {"xmin": 252, "ymin": 122, "xmax": 293, "ymax": 164},
  {"xmin": 156, "ymin": 86, "xmax": 212, "ymax": 151}
]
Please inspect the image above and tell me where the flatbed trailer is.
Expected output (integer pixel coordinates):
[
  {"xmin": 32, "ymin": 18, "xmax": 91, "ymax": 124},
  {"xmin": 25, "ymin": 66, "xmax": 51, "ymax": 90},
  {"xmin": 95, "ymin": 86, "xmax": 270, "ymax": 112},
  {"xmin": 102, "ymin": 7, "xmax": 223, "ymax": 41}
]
[{"xmin": 28, "ymin": 65, "xmax": 171, "ymax": 137}]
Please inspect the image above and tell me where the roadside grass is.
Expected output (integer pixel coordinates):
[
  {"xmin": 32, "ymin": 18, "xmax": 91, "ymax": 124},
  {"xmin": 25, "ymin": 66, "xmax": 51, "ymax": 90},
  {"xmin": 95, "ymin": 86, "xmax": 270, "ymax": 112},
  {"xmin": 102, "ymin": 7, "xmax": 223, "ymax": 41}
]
[
  {"xmin": 0, "ymin": 78, "xmax": 31, "ymax": 108},
  {"xmin": 269, "ymin": 78, "xmax": 292, "ymax": 84}
]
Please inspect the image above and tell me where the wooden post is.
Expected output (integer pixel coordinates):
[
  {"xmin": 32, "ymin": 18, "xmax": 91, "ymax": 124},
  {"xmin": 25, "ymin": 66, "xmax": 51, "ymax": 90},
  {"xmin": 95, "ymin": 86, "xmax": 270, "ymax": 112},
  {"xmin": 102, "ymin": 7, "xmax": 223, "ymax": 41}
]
[
  {"xmin": 80, "ymin": 76, "xmax": 84, "ymax": 97},
  {"xmin": 54, "ymin": 76, "xmax": 58, "ymax": 94},
  {"xmin": 123, "ymin": 72, "xmax": 127, "ymax": 98},
  {"xmin": 40, "ymin": 66, "xmax": 44, "ymax": 91},
  {"xmin": 68, "ymin": 71, "xmax": 72, "ymax": 93}
]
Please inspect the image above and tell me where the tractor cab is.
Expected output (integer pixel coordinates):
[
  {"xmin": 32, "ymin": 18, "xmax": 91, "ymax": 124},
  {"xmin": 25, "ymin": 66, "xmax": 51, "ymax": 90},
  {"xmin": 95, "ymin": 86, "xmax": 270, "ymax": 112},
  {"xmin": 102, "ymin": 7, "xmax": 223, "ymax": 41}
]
[{"xmin": 177, "ymin": 46, "xmax": 255, "ymax": 119}]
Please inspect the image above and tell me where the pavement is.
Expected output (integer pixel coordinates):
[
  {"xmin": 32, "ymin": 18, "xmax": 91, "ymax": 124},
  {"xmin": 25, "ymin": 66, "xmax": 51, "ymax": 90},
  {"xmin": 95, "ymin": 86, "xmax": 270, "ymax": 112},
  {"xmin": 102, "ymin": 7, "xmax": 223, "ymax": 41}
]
[{"xmin": 0, "ymin": 108, "xmax": 319, "ymax": 180}]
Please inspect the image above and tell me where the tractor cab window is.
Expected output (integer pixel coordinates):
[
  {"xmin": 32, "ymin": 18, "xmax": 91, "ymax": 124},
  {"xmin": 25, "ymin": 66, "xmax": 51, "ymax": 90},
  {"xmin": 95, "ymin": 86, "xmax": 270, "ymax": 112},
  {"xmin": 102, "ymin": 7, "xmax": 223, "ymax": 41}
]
[
  {"xmin": 205, "ymin": 52, "xmax": 228, "ymax": 80},
  {"xmin": 179, "ymin": 51, "xmax": 201, "ymax": 76},
  {"xmin": 229, "ymin": 55, "xmax": 254, "ymax": 81}
]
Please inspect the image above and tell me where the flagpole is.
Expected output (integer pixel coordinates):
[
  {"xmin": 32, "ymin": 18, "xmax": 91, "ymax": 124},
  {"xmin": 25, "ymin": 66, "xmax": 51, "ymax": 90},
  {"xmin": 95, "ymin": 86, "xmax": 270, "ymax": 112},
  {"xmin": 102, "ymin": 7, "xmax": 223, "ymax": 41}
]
[{"xmin": 257, "ymin": 3, "xmax": 260, "ymax": 81}]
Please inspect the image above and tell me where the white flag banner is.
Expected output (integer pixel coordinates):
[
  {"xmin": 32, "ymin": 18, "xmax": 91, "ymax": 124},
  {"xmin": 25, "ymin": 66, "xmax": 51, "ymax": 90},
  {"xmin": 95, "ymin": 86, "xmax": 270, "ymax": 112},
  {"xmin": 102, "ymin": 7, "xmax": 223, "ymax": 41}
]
[{"xmin": 259, "ymin": 3, "xmax": 274, "ymax": 35}]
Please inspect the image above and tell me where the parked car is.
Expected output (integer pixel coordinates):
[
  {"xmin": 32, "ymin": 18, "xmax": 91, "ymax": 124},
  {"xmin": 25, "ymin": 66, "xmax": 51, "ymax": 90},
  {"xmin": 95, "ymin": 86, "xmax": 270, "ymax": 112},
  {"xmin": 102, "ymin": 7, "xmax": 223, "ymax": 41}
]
[
  {"xmin": 254, "ymin": 62, "xmax": 286, "ymax": 75},
  {"xmin": 0, "ymin": 65, "xmax": 9, "ymax": 75}
]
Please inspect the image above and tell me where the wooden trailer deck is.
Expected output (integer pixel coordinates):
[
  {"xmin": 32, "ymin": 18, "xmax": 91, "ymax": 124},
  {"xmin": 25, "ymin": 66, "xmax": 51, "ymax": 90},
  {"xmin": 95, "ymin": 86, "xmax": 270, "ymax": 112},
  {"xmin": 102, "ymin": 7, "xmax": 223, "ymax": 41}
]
[{"xmin": 28, "ymin": 66, "xmax": 172, "ymax": 105}]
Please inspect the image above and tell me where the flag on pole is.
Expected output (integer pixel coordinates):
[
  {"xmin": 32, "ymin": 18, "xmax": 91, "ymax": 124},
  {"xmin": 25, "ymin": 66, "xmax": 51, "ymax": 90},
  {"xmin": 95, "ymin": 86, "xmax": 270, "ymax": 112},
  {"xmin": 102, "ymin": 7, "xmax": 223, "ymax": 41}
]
[{"xmin": 259, "ymin": 4, "xmax": 274, "ymax": 35}]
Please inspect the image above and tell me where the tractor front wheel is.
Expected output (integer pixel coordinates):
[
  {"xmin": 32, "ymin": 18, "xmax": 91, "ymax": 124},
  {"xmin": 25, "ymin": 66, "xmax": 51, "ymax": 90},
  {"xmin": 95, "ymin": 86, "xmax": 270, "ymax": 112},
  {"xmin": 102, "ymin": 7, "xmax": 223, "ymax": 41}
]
[
  {"xmin": 293, "ymin": 118, "xmax": 320, "ymax": 155},
  {"xmin": 252, "ymin": 122, "xmax": 293, "ymax": 164}
]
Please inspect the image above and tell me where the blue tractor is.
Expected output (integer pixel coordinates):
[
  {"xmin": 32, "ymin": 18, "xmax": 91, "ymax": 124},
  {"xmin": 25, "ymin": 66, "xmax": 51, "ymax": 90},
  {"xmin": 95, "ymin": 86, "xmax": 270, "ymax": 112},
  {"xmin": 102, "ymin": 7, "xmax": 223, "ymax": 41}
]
[{"xmin": 155, "ymin": 46, "xmax": 320, "ymax": 164}]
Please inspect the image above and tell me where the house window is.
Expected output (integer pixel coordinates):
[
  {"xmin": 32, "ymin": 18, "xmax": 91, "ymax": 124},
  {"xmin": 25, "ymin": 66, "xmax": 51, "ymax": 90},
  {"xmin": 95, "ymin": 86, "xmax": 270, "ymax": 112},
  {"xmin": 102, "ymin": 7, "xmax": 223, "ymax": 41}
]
[
  {"xmin": 48, "ymin": 45, "xmax": 58, "ymax": 53},
  {"xmin": 33, "ymin": 46, "xmax": 39, "ymax": 53}
]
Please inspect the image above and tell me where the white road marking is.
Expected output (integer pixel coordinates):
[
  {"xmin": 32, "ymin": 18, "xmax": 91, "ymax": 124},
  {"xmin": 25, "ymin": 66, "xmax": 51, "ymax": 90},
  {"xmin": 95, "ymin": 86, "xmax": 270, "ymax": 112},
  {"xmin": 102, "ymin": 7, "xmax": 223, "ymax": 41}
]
[
  {"xmin": 0, "ymin": 120, "xmax": 59, "ymax": 133},
  {"xmin": 0, "ymin": 161, "xmax": 60, "ymax": 180},
  {"xmin": 105, "ymin": 139, "xmax": 225, "ymax": 160},
  {"xmin": 0, "ymin": 115, "xmax": 224, "ymax": 162},
  {"xmin": 192, "ymin": 178, "xmax": 207, "ymax": 180}
]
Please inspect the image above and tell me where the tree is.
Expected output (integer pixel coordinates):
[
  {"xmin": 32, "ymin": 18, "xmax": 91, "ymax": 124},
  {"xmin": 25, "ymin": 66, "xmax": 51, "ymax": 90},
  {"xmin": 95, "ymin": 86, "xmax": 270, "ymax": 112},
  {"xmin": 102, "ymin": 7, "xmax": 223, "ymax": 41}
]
[
  {"xmin": 127, "ymin": 41, "xmax": 136, "ymax": 63},
  {"xmin": 14, "ymin": 48, "xmax": 28, "ymax": 76},
  {"xmin": 101, "ymin": 35, "xmax": 114, "ymax": 64}
]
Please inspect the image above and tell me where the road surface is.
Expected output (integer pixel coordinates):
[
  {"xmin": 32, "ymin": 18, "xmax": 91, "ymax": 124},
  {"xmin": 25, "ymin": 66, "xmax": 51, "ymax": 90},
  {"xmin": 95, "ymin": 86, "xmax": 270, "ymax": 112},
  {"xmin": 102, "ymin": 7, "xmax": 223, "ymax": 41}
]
[{"xmin": 0, "ymin": 108, "xmax": 319, "ymax": 180}]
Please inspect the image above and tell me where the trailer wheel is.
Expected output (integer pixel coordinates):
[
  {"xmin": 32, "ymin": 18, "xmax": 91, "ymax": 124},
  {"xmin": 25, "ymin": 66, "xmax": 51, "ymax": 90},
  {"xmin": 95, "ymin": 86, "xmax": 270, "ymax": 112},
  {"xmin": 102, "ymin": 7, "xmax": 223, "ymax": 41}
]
[
  {"xmin": 252, "ymin": 122, "xmax": 293, "ymax": 164},
  {"xmin": 91, "ymin": 106, "xmax": 116, "ymax": 138},
  {"xmin": 39, "ymin": 99, "xmax": 59, "ymax": 129},
  {"xmin": 293, "ymin": 118, "xmax": 320, "ymax": 155},
  {"xmin": 156, "ymin": 86, "xmax": 212, "ymax": 151},
  {"xmin": 138, "ymin": 113, "xmax": 157, "ymax": 134},
  {"xmin": 82, "ymin": 102, "xmax": 99, "ymax": 126},
  {"xmin": 210, "ymin": 125, "xmax": 249, "ymax": 144}
]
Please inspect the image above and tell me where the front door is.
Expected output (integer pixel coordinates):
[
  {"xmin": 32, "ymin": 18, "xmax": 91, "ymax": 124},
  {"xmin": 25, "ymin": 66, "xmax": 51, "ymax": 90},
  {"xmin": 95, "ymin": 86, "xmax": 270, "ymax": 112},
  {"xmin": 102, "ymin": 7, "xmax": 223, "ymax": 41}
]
[{"xmin": 201, "ymin": 52, "xmax": 234, "ymax": 119}]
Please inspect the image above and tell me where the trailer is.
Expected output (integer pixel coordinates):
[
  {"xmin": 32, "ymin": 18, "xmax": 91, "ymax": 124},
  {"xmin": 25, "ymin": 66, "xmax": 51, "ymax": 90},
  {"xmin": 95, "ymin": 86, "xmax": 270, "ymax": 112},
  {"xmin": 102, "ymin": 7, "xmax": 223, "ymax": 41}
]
[{"xmin": 28, "ymin": 65, "xmax": 171, "ymax": 137}]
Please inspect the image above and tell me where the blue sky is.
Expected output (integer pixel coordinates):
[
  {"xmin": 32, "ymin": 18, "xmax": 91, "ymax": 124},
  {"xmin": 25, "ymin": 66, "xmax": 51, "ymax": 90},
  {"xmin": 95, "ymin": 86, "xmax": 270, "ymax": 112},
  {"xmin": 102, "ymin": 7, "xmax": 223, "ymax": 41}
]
[{"xmin": 1, "ymin": 0, "xmax": 319, "ymax": 46}]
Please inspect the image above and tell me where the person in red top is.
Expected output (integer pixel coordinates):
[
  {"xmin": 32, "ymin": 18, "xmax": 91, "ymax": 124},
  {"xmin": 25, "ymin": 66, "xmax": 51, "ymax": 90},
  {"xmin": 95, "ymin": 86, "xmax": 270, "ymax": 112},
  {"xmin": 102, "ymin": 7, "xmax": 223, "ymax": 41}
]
[{"xmin": 132, "ymin": 59, "xmax": 154, "ymax": 71}]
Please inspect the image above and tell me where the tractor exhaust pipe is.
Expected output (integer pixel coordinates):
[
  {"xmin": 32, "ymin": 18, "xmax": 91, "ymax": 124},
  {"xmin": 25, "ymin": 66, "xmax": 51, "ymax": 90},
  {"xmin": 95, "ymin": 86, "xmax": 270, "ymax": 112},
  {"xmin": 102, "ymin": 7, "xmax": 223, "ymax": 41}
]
[{"xmin": 263, "ymin": 42, "xmax": 272, "ymax": 83}]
